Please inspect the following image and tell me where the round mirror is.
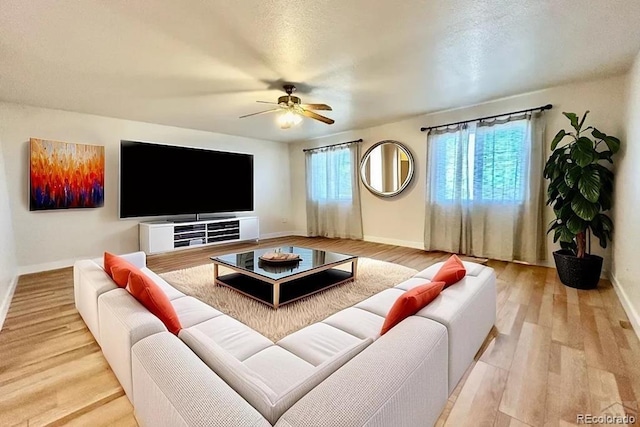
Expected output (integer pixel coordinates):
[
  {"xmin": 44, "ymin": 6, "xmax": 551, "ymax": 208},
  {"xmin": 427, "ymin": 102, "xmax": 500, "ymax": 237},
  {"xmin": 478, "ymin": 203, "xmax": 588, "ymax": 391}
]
[{"xmin": 360, "ymin": 140, "xmax": 414, "ymax": 197}]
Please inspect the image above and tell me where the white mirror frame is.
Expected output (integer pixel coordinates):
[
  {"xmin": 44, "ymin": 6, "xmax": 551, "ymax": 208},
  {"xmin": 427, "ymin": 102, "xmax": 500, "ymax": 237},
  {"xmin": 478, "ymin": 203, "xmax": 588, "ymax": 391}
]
[{"xmin": 360, "ymin": 140, "xmax": 415, "ymax": 198}]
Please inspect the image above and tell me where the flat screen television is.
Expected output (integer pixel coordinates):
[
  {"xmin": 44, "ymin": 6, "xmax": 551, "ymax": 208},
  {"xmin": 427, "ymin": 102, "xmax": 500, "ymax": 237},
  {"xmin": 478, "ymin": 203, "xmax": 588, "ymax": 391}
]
[{"xmin": 119, "ymin": 140, "xmax": 254, "ymax": 218}]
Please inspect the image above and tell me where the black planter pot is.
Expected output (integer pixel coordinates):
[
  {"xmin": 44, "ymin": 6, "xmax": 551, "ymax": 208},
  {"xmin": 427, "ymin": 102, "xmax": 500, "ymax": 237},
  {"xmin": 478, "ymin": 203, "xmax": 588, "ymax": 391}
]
[{"xmin": 552, "ymin": 250, "xmax": 603, "ymax": 290}]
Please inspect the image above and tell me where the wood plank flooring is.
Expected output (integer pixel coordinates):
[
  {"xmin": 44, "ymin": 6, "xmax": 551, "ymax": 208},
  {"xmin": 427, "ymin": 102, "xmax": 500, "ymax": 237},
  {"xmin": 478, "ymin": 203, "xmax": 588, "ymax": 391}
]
[{"xmin": 0, "ymin": 236, "xmax": 638, "ymax": 426}]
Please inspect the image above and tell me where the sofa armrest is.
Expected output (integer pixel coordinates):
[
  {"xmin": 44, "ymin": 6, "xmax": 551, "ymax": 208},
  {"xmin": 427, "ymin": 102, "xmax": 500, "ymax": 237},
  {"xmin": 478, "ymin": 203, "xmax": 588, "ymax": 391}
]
[
  {"xmin": 98, "ymin": 288, "xmax": 166, "ymax": 402},
  {"xmin": 132, "ymin": 332, "xmax": 271, "ymax": 427},
  {"xmin": 275, "ymin": 316, "xmax": 449, "ymax": 427},
  {"xmin": 91, "ymin": 251, "xmax": 147, "ymax": 269},
  {"xmin": 119, "ymin": 251, "xmax": 147, "ymax": 269},
  {"xmin": 73, "ymin": 259, "xmax": 118, "ymax": 343}
]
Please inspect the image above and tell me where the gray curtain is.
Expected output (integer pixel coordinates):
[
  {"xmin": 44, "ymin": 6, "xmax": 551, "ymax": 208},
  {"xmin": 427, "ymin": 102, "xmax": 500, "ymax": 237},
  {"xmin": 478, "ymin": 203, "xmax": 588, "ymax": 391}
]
[
  {"xmin": 424, "ymin": 112, "xmax": 547, "ymax": 263},
  {"xmin": 306, "ymin": 143, "xmax": 363, "ymax": 239}
]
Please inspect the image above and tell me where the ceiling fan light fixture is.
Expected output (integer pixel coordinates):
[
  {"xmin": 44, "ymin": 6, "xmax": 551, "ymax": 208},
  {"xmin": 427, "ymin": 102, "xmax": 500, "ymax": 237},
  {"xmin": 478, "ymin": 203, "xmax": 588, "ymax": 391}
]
[{"xmin": 278, "ymin": 110, "xmax": 302, "ymax": 129}]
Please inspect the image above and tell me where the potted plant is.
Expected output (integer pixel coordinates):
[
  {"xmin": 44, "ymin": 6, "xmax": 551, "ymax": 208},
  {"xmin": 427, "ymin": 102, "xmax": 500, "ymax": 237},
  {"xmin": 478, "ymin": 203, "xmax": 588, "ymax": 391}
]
[{"xmin": 544, "ymin": 111, "xmax": 620, "ymax": 289}]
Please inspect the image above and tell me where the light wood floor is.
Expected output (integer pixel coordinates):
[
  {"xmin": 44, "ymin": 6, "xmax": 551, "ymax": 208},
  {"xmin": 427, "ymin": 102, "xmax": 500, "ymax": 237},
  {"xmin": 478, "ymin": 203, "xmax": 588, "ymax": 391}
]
[{"xmin": 1, "ymin": 236, "xmax": 638, "ymax": 426}]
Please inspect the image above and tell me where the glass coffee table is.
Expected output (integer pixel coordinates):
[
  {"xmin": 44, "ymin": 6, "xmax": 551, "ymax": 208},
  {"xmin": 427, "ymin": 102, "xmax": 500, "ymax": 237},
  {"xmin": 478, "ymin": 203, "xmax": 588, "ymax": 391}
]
[{"xmin": 210, "ymin": 246, "xmax": 358, "ymax": 309}]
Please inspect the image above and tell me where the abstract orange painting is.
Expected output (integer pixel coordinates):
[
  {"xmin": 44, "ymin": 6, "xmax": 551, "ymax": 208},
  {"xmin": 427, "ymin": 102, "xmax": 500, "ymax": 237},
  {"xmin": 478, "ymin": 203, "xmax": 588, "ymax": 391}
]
[{"xmin": 30, "ymin": 138, "xmax": 105, "ymax": 210}]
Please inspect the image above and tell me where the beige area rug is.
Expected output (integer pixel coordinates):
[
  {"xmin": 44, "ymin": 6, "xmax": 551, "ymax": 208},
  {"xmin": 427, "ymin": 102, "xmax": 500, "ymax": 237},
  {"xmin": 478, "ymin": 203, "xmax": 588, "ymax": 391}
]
[{"xmin": 160, "ymin": 258, "xmax": 417, "ymax": 342}]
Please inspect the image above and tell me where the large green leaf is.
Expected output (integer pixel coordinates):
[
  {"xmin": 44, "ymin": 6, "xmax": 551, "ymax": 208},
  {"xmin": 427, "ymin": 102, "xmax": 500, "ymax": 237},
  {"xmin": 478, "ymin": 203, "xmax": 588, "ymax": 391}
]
[
  {"xmin": 551, "ymin": 130, "xmax": 567, "ymax": 150},
  {"xmin": 563, "ymin": 112, "xmax": 580, "ymax": 132},
  {"xmin": 571, "ymin": 194, "xmax": 600, "ymax": 221},
  {"xmin": 591, "ymin": 128, "xmax": 606, "ymax": 140},
  {"xmin": 566, "ymin": 215, "xmax": 586, "ymax": 234},
  {"xmin": 554, "ymin": 202, "xmax": 573, "ymax": 222},
  {"xmin": 553, "ymin": 226, "xmax": 575, "ymax": 243},
  {"xmin": 558, "ymin": 226, "xmax": 576, "ymax": 243},
  {"xmin": 597, "ymin": 151, "xmax": 613, "ymax": 163},
  {"xmin": 604, "ymin": 136, "xmax": 621, "ymax": 154},
  {"xmin": 598, "ymin": 214, "xmax": 613, "ymax": 232},
  {"xmin": 578, "ymin": 167, "xmax": 601, "ymax": 203},
  {"xmin": 599, "ymin": 188, "xmax": 613, "ymax": 211},
  {"xmin": 592, "ymin": 129, "xmax": 621, "ymax": 154},
  {"xmin": 565, "ymin": 165, "xmax": 582, "ymax": 188},
  {"xmin": 558, "ymin": 180, "xmax": 572, "ymax": 198},
  {"xmin": 572, "ymin": 137, "xmax": 596, "ymax": 167},
  {"xmin": 547, "ymin": 221, "xmax": 562, "ymax": 234}
]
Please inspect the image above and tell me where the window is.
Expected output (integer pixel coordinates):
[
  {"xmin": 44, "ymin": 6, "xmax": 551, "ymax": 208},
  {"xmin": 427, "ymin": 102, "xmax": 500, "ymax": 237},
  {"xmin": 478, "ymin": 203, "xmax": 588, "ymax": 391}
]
[
  {"xmin": 308, "ymin": 147, "xmax": 353, "ymax": 202},
  {"xmin": 431, "ymin": 120, "xmax": 529, "ymax": 203}
]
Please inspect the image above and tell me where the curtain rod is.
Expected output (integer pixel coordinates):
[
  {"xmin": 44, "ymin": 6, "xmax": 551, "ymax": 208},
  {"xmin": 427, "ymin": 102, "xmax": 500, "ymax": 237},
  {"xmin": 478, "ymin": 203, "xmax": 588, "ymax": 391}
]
[
  {"xmin": 302, "ymin": 138, "xmax": 363, "ymax": 152},
  {"xmin": 420, "ymin": 104, "xmax": 553, "ymax": 132}
]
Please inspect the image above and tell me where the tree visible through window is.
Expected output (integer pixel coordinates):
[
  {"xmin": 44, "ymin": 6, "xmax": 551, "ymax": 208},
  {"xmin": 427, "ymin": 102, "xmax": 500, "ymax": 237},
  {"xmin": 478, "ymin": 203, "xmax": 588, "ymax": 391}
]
[{"xmin": 432, "ymin": 120, "xmax": 529, "ymax": 203}]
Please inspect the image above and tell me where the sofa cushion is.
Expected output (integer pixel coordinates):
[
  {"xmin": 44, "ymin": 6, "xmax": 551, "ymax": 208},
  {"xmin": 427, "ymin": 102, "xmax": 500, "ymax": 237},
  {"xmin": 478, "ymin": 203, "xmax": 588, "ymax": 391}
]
[
  {"xmin": 354, "ymin": 288, "xmax": 405, "ymax": 317},
  {"xmin": 381, "ymin": 281, "xmax": 445, "ymax": 335},
  {"xmin": 171, "ymin": 296, "xmax": 223, "ymax": 329},
  {"xmin": 277, "ymin": 323, "xmax": 363, "ymax": 366},
  {"xmin": 180, "ymin": 323, "xmax": 372, "ymax": 425},
  {"xmin": 322, "ymin": 307, "xmax": 384, "ymax": 340},
  {"xmin": 393, "ymin": 277, "xmax": 433, "ymax": 292},
  {"xmin": 432, "ymin": 254, "xmax": 466, "ymax": 287},
  {"xmin": 104, "ymin": 252, "xmax": 140, "ymax": 287},
  {"xmin": 128, "ymin": 271, "xmax": 182, "ymax": 334},
  {"xmin": 132, "ymin": 332, "xmax": 271, "ymax": 427},
  {"xmin": 274, "ymin": 317, "xmax": 448, "ymax": 427},
  {"xmin": 414, "ymin": 259, "xmax": 485, "ymax": 281},
  {"xmin": 180, "ymin": 315, "xmax": 272, "ymax": 361},
  {"xmin": 243, "ymin": 347, "xmax": 315, "ymax": 396},
  {"xmin": 139, "ymin": 267, "xmax": 185, "ymax": 301}
]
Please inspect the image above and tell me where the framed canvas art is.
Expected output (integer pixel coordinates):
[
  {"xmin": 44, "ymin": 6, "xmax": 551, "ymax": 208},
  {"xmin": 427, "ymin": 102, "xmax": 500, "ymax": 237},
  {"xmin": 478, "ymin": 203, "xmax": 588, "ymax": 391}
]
[{"xmin": 29, "ymin": 138, "xmax": 105, "ymax": 211}]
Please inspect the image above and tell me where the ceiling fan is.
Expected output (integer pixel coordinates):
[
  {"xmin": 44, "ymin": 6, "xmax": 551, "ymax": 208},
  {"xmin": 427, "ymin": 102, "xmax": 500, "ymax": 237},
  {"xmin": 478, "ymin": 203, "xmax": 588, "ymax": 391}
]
[{"xmin": 239, "ymin": 84, "xmax": 334, "ymax": 129}]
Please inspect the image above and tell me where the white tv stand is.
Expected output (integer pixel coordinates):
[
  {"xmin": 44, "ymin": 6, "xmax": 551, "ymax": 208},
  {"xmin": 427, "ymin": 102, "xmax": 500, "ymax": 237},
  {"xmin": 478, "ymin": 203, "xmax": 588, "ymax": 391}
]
[{"xmin": 139, "ymin": 216, "xmax": 259, "ymax": 255}]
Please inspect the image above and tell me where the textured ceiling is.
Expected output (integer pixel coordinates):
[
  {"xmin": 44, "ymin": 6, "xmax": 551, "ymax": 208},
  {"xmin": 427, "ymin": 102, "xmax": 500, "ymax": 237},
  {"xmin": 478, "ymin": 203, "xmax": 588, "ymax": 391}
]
[{"xmin": 1, "ymin": 0, "xmax": 640, "ymax": 143}]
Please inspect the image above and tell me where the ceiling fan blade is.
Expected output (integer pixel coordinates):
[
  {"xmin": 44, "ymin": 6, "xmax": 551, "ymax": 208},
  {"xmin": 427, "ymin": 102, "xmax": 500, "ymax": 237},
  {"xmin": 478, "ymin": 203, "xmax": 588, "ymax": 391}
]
[
  {"xmin": 301, "ymin": 109, "xmax": 335, "ymax": 125},
  {"xmin": 256, "ymin": 101, "xmax": 279, "ymax": 105},
  {"xmin": 239, "ymin": 109, "xmax": 279, "ymax": 119},
  {"xmin": 300, "ymin": 104, "xmax": 332, "ymax": 111}
]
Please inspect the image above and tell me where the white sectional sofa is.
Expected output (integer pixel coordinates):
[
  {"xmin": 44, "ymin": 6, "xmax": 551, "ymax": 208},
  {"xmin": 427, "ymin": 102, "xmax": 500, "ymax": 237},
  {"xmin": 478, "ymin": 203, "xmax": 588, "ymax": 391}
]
[{"xmin": 73, "ymin": 251, "xmax": 496, "ymax": 426}]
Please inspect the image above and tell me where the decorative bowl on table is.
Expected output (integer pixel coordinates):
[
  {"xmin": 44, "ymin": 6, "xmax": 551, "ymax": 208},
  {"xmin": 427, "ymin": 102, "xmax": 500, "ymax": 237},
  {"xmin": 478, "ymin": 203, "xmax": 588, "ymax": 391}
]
[{"xmin": 258, "ymin": 252, "xmax": 301, "ymax": 264}]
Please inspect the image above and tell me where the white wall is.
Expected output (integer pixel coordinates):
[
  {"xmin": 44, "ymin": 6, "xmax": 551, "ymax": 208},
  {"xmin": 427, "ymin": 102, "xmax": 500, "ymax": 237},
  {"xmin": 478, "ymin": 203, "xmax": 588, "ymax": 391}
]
[
  {"xmin": 0, "ymin": 134, "xmax": 18, "ymax": 329},
  {"xmin": 612, "ymin": 51, "xmax": 640, "ymax": 336},
  {"xmin": 289, "ymin": 75, "xmax": 628, "ymax": 269},
  {"xmin": 0, "ymin": 102, "xmax": 293, "ymax": 273}
]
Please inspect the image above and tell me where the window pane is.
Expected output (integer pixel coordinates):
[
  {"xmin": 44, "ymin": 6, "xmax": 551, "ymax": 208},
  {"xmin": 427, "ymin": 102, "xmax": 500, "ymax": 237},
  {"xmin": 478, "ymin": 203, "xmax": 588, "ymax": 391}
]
[
  {"xmin": 474, "ymin": 120, "xmax": 528, "ymax": 202},
  {"xmin": 430, "ymin": 120, "xmax": 529, "ymax": 204},
  {"xmin": 310, "ymin": 147, "xmax": 353, "ymax": 202}
]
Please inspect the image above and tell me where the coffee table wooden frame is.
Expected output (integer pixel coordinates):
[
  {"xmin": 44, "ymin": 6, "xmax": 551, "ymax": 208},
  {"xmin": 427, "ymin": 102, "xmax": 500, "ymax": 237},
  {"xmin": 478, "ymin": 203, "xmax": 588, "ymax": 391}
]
[{"xmin": 212, "ymin": 256, "xmax": 358, "ymax": 309}]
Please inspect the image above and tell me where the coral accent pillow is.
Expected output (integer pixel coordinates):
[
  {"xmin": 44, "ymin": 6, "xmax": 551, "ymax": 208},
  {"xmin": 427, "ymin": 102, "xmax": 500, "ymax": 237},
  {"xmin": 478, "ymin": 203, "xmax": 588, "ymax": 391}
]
[
  {"xmin": 104, "ymin": 252, "xmax": 140, "ymax": 287},
  {"xmin": 380, "ymin": 281, "xmax": 445, "ymax": 335},
  {"xmin": 127, "ymin": 271, "xmax": 182, "ymax": 334},
  {"xmin": 432, "ymin": 255, "xmax": 467, "ymax": 288}
]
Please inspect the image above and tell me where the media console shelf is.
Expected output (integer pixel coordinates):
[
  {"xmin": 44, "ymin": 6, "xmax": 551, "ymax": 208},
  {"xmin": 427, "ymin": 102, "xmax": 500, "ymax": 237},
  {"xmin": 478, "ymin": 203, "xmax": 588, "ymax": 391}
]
[{"xmin": 139, "ymin": 216, "xmax": 259, "ymax": 255}]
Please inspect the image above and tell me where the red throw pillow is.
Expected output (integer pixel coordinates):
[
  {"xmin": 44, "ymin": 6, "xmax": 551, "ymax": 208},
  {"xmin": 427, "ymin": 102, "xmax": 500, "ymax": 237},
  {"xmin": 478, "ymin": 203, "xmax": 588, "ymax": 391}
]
[
  {"xmin": 432, "ymin": 255, "xmax": 466, "ymax": 288},
  {"xmin": 127, "ymin": 271, "xmax": 182, "ymax": 334},
  {"xmin": 380, "ymin": 282, "xmax": 445, "ymax": 335},
  {"xmin": 104, "ymin": 252, "xmax": 140, "ymax": 287}
]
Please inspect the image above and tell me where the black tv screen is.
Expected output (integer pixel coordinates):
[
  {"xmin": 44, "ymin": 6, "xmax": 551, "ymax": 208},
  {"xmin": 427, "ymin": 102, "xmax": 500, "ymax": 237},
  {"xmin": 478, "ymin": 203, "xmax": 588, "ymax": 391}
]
[{"xmin": 120, "ymin": 141, "xmax": 254, "ymax": 218}]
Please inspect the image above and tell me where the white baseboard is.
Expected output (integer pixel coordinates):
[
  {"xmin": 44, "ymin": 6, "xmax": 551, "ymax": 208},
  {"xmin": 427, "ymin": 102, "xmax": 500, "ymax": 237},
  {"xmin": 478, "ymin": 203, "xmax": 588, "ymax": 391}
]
[
  {"xmin": 260, "ymin": 231, "xmax": 301, "ymax": 239},
  {"xmin": 363, "ymin": 235, "xmax": 424, "ymax": 250},
  {"xmin": 17, "ymin": 258, "xmax": 79, "ymax": 276},
  {"xmin": 610, "ymin": 272, "xmax": 640, "ymax": 340},
  {"xmin": 0, "ymin": 275, "xmax": 19, "ymax": 332}
]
